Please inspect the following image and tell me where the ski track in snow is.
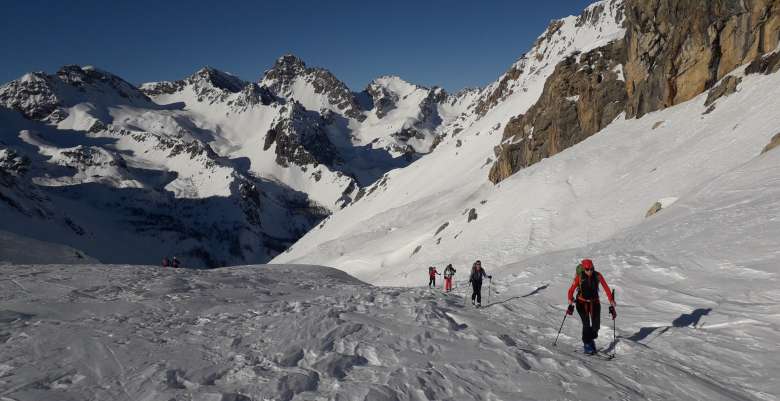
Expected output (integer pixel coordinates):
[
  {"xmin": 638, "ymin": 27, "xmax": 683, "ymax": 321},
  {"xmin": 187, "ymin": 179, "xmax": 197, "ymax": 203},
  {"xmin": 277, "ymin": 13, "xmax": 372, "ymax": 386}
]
[{"xmin": 0, "ymin": 263, "xmax": 777, "ymax": 400}]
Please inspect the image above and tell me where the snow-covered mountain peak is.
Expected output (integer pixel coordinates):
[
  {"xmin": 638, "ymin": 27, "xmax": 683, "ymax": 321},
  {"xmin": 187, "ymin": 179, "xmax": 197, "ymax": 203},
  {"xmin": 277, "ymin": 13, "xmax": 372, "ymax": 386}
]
[
  {"xmin": 368, "ymin": 75, "xmax": 425, "ymax": 96},
  {"xmin": 529, "ymin": 0, "xmax": 625, "ymax": 63},
  {"xmin": 141, "ymin": 66, "xmax": 275, "ymax": 109},
  {"xmin": 0, "ymin": 65, "xmax": 152, "ymax": 123},
  {"xmin": 266, "ymin": 53, "xmax": 308, "ymax": 78},
  {"xmin": 261, "ymin": 54, "xmax": 365, "ymax": 121},
  {"xmin": 188, "ymin": 66, "xmax": 246, "ymax": 93},
  {"xmin": 54, "ymin": 65, "xmax": 148, "ymax": 101},
  {"xmin": 576, "ymin": 0, "xmax": 625, "ymax": 28}
]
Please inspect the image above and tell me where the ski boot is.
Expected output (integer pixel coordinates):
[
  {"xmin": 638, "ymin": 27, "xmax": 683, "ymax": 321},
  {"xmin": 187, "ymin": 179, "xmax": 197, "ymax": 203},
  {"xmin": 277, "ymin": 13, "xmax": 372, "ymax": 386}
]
[{"xmin": 583, "ymin": 342, "xmax": 596, "ymax": 355}]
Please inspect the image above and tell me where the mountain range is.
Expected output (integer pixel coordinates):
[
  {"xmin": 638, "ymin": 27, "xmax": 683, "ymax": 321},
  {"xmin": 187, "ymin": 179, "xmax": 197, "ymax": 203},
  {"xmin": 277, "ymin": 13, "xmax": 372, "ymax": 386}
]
[{"xmin": 1, "ymin": 0, "xmax": 779, "ymax": 274}]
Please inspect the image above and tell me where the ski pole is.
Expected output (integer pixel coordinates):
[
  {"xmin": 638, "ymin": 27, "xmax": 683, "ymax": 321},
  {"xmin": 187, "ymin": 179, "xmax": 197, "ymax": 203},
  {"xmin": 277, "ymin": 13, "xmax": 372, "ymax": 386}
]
[
  {"xmin": 612, "ymin": 289, "xmax": 617, "ymax": 347},
  {"xmin": 553, "ymin": 310, "xmax": 568, "ymax": 347},
  {"xmin": 488, "ymin": 277, "xmax": 492, "ymax": 305}
]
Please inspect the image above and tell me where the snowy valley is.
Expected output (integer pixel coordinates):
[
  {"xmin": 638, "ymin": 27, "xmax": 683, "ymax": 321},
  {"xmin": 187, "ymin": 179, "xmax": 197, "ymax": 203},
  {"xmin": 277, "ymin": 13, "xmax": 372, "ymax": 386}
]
[{"xmin": 2, "ymin": 0, "xmax": 780, "ymax": 399}]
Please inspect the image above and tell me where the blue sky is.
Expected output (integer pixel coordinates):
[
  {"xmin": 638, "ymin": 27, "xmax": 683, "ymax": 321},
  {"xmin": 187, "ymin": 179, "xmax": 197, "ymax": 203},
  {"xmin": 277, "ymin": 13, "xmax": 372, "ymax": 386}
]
[{"xmin": 1, "ymin": 0, "xmax": 595, "ymax": 92}]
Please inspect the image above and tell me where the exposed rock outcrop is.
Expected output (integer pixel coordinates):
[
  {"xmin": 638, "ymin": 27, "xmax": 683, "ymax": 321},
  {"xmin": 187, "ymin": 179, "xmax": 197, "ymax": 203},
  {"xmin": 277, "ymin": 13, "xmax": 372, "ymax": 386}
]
[
  {"xmin": 474, "ymin": 65, "xmax": 524, "ymax": 117},
  {"xmin": 762, "ymin": 132, "xmax": 780, "ymax": 153},
  {"xmin": 745, "ymin": 49, "xmax": 780, "ymax": 74},
  {"xmin": 265, "ymin": 101, "xmax": 341, "ymax": 169},
  {"xmin": 489, "ymin": 41, "xmax": 628, "ymax": 183},
  {"xmin": 467, "ymin": 208, "xmax": 478, "ymax": 223},
  {"xmin": 624, "ymin": 0, "xmax": 780, "ymax": 118},
  {"xmin": 366, "ymin": 81, "xmax": 398, "ymax": 119},
  {"xmin": 646, "ymin": 202, "xmax": 663, "ymax": 218},
  {"xmin": 0, "ymin": 73, "xmax": 61, "ymax": 120},
  {"xmin": 704, "ymin": 75, "xmax": 742, "ymax": 107}
]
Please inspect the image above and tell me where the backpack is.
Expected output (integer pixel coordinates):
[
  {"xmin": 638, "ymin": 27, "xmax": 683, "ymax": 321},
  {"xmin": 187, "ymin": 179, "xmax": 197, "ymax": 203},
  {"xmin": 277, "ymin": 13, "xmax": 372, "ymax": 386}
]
[
  {"xmin": 577, "ymin": 270, "xmax": 601, "ymax": 300},
  {"xmin": 575, "ymin": 263, "xmax": 584, "ymax": 277}
]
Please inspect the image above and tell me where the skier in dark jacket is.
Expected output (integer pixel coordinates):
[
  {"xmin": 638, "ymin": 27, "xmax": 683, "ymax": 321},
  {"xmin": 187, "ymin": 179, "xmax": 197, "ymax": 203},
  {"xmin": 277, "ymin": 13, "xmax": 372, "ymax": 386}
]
[
  {"xmin": 171, "ymin": 256, "xmax": 181, "ymax": 268},
  {"xmin": 428, "ymin": 266, "xmax": 440, "ymax": 288},
  {"xmin": 443, "ymin": 264, "xmax": 456, "ymax": 292},
  {"xmin": 468, "ymin": 260, "xmax": 491, "ymax": 307},
  {"xmin": 566, "ymin": 258, "xmax": 616, "ymax": 354}
]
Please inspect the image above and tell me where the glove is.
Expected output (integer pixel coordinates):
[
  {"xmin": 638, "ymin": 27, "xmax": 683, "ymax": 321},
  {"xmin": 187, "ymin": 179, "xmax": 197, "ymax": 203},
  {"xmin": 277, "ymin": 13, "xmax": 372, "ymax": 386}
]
[
  {"xmin": 609, "ymin": 305, "xmax": 617, "ymax": 320},
  {"xmin": 566, "ymin": 304, "xmax": 575, "ymax": 315}
]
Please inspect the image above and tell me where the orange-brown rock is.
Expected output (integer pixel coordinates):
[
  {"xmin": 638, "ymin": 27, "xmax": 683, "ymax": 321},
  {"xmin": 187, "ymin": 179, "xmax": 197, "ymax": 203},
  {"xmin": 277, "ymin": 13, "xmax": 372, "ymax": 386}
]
[
  {"xmin": 489, "ymin": 41, "xmax": 627, "ymax": 183},
  {"xmin": 624, "ymin": 0, "xmax": 780, "ymax": 118}
]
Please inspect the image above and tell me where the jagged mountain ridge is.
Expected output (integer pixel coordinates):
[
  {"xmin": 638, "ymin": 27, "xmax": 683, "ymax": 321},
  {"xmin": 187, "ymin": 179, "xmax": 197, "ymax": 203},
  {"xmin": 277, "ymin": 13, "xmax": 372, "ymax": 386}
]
[
  {"xmin": 0, "ymin": 50, "xmax": 486, "ymax": 267},
  {"xmin": 3, "ymin": 0, "xmax": 779, "ymax": 272},
  {"xmin": 0, "ymin": 66, "xmax": 330, "ymax": 267}
]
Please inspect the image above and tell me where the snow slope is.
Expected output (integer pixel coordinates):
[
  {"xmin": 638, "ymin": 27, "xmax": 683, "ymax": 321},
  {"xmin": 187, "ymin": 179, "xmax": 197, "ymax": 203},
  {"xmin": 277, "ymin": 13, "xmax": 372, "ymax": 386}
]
[
  {"xmin": 275, "ymin": 41, "xmax": 779, "ymax": 289},
  {"xmin": 0, "ymin": 230, "xmax": 97, "ymax": 265},
  {"xmin": 5, "ymin": 125, "xmax": 777, "ymax": 400},
  {"xmin": 3, "ymin": 193, "xmax": 777, "ymax": 401}
]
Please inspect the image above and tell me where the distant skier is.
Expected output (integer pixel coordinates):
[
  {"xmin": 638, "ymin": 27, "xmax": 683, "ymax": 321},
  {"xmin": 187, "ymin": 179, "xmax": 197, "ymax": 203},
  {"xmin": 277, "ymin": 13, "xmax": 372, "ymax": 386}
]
[
  {"xmin": 162, "ymin": 257, "xmax": 170, "ymax": 268},
  {"xmin": 443, "ymin": 264, "xmax": 456, "ymax": 292},
  {"xmin": 171, "ymin": 256, "xmax": 181, "ymax": 268},
  {"xmin": 469, "ymin": 260, "xmax": 491, "ymax": 307},
  {"xmin": 566, "ymin": 259, "xmax": 616, "ymax": 355},
  {"xmin": 428, "ymin": 266, "xmax": 440, "ymax": 288}
]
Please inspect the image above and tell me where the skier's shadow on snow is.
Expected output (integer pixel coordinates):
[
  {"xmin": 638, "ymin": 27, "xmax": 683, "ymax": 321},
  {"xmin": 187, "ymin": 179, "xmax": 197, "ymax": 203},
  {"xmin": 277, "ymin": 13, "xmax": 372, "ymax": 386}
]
[
  {"xmin": 626, "ymin": 308, "xmax": 712, "ymax": 343},
  {"xmin": 483, "ymin": 284, "xmax": 549, "ymax": 308}
]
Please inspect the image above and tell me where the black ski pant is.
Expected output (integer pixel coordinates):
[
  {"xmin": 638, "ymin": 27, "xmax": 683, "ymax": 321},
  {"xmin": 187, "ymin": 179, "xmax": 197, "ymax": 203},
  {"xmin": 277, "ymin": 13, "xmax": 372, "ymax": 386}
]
[
  {"xmin": 429, "ymin": 277, "xmax": 435, "ymax": 288},
  {"xmin": 576, "ymin": 300, "xmax": 601, "ymax": 343},
  {"xmin": 471, "ymin": 280, "xmax": 483, "ymax": 304}
]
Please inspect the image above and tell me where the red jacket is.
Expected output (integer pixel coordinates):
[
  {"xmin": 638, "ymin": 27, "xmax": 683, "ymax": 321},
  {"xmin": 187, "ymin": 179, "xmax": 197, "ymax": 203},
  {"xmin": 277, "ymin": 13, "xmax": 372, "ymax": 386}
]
[
  {"xmin": 567, "ymin": 272, "xmax": 614, "ymax": 304},
  {"xmin": 429, "ymin": 268, "xmax": 439, "ymax": 278}
]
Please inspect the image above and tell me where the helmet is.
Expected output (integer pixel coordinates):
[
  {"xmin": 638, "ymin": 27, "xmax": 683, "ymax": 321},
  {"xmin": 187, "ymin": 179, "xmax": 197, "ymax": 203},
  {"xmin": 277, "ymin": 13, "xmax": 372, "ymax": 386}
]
[{"xmin": 581, "ymin": 259, "xmax": 594, "ymax": 270}]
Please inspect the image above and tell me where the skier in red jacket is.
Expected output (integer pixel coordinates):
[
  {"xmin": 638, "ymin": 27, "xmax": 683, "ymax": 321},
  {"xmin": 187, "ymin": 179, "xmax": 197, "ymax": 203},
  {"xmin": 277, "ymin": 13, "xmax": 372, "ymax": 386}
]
[
  {"xmin": 428, "ymin": 266, "xmax": 440, "ymax": 288},
  {"xmin": 566, "ymin": 259, "xmax": 616, "ymax": 354}
]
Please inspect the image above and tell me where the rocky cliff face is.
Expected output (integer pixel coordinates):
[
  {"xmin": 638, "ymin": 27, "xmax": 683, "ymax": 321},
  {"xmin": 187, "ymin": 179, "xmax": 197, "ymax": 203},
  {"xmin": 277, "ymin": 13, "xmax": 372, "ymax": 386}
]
[
  {"xmin": 490, "ymin": 0, "xmax": 780, "ymax": 183},
  {"xmin": 624, "ymin": 0, "xmax": 780, "ymax": 118},
  {"xmin": 489, "ymin": 41, "xmax": 628, "ymax": 183},
  {"xmin": 264, "ymin": 101, "xmax": 341, "ymax": 170}
]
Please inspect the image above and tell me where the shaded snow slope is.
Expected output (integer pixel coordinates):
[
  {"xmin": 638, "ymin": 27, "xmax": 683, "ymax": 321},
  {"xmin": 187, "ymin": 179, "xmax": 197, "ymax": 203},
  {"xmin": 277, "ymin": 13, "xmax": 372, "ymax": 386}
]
[
  {"xmin": 0, "ymin": 72, "xmax": 327, "ymax": 267},
  {"xmin": 0, "ymin": 230, "xmax": 97, "ymax": 265},
  {"xmin": 275, "ymin": 56, "xmax": 780, "ymax": 287}
]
